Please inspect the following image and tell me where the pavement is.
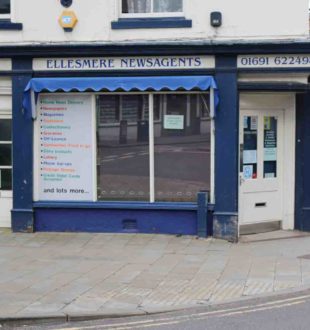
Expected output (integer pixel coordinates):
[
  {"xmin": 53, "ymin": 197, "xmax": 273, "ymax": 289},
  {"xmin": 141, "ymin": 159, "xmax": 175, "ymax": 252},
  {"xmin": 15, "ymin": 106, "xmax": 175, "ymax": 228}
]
[{"xmin": 1, "ymin": 229, "xmax": 310, "ymax": 322}]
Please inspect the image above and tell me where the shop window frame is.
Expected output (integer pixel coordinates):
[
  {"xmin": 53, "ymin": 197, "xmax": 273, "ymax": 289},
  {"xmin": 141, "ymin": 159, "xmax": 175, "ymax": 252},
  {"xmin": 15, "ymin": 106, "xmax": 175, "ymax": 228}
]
[
  {"xmin": 33, "ymin": 91, "xmax": 215, "ymax": 205},
  {"xmin": 95, "ymin": 91, "xmax": 214, "ymax": 204}
]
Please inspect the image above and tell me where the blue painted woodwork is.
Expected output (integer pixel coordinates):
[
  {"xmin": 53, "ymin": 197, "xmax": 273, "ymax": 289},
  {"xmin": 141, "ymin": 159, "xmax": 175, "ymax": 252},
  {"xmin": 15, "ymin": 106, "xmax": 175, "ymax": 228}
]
[
  {"xmin": 11, "ymin": 59, "xmax": 34, "ymax": 232},
  {"xmin": 111, "ymin": 17, "xmax": 192, "ymax": 29},
  {"xmin": 34, "ymin": 201, "xmax": 209, "ymax": 211},
  {"xmin": 3, "ymin": 41, "xmax": 310, "ymax": 59},
  {"xmin": 34, "ymin": 208, "xmax": 198, "ymax": 235},
  {"xmin": 0, "ymin": 20, "xmax": 22, "ymax": 30},
  {"xmin": 197, "ymin": 192, "xmax": 208, "ymax": 237},
  {"xmin": 295, "ymin": 92, "xmax": 310, "ymax": 231},
  {"xmin": 213, "ymin": 56, "xmax": 239, "ymax": 242},
  {"xmin": 238, "ymin": 82, "xmax": 309, "ymax": 91}
]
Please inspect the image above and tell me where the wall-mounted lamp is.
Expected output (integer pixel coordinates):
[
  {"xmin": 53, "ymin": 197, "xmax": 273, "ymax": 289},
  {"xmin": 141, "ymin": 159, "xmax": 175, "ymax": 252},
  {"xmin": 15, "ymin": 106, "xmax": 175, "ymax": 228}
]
[{"xmin": 210, "ymin": 12, "xmax": 222, "ymax": 27}]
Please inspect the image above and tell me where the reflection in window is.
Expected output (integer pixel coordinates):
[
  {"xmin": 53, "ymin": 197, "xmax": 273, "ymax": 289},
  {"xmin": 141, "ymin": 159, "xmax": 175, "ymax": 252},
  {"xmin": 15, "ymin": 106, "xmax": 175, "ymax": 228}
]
[
  {"xmin": 264, "ymin": 116, "xmax": 277, "ymax": 178},
  {"xmin": 0, "ymin": 169, "xmax": 11, "ymax": 190},
  {"xmin": 242, "ymin": 116, "xmax": 258, "ymax": 180},
  {"xmin": 0, "ymin": 119, "xmax": 11, "ymax": 141},
  {"xmin": 0, "ymin": 0, "xmax": 10, "ymax": 14},
  {"xmin": 154, "ymin": 94, "xmax": 210, "ymax": 202},
  {"xmin": 96, "ymin": 93, "xmax": 210, "ymax": 203},
  {"xmin": 97, "ymin": 95, "xmax": 150, "ymax": 201},
  {"xmin": 122, "ymin": 0, "xmax": 182, "ymax": 13}
]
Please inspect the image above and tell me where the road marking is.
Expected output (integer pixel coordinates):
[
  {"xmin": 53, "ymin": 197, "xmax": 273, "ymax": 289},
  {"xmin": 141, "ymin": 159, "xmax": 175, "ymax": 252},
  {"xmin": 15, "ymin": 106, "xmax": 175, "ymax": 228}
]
[
  {"xmin": 101, "ymin": 159, "xmax": 116, "ymax": 163},
  {"xmin": 118, "ymin": 156, "xmax": 134, "ymax": 160},
  {"xmin": 112, "ymin": 301, "xmax": 306, "ymax": 330},
  {"xmin": 53, "ymin": 294, "xmax": 310, "ymax": 330}
]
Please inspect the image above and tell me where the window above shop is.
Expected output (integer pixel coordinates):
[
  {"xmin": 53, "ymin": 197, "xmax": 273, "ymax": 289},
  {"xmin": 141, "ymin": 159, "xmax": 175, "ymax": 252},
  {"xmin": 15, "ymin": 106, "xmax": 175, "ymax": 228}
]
[
  {"xmin": 0, "ymin": 0, "xmax": 22, "ymax": 30},
  {"xmin": 112, "ymin": 0, "xmax": 191, "ymax": 29},
  {"xmin": 0, "ymin": 0, "xmax": 10, "ymax": 18},
  {"xmin": 121, "ymin": 0, "xmax": 183, "ymax": 17}
]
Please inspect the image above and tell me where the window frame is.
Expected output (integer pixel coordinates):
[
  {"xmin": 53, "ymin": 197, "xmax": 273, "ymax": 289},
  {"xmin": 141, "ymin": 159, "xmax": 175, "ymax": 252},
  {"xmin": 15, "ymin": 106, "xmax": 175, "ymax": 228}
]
[
  {"xmin": 33, "ymin": 90, "xmax": 215, "ymax": 204},
  {"xmin": 119, "ymin": 0, "xmax": 184, "ymax": 18}
]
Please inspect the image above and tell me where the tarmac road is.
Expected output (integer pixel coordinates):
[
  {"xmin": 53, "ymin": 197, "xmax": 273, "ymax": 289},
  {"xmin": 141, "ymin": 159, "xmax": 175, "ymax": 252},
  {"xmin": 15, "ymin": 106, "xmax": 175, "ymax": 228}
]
[{"xmin": 8, "ymin": 288, "xmax": 310, "ymax": 330}]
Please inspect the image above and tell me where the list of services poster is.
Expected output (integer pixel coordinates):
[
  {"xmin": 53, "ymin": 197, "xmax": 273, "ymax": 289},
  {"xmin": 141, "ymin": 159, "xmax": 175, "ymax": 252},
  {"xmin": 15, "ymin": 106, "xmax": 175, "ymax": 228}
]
[{"xmin": 36, "ymin": 94, "xmax": 95, "ymax": 201}]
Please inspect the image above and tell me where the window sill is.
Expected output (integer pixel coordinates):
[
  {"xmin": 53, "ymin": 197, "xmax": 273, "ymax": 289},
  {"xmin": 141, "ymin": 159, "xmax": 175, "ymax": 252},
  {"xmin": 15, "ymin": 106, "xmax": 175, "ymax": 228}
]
[
  {"xmin": 0, "ymin": 20, "xmax": 23, "ymax": 30},
  {"xmin": 111, "ymin": 17, "xmax": 192, "ymax": 29},
  {"xmin": 33, "ymin": 201, "xmax": 215, "ymax": 212}
]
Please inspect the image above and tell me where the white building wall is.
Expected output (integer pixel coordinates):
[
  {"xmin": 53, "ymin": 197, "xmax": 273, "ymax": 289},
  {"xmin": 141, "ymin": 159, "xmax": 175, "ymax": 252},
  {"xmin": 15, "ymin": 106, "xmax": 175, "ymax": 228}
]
[{"xmin": 0, "ymin": 0, "xmax": 308, "ymax": 44}]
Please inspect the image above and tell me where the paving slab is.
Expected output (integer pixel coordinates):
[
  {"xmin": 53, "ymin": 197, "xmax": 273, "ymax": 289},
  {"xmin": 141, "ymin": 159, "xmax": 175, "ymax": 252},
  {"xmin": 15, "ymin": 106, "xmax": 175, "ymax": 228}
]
[{"xmin": 0, "ymin": 230, "xmax": 310, "ymax": 321}]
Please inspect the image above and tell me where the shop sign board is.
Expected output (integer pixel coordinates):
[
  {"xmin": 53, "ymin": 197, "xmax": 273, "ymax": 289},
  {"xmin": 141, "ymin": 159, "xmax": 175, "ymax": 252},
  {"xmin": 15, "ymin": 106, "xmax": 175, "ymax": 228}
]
[
  {"xmin": 238, "ymin": 54, "xmax": 310, "ymax": 69},
  {"xmin": 33, "ymin": 56, "xmax": 215, "ymax": 71},
  {"xmin": 35, "ymin": 94, "xmax": 96, "ymax": 201}
]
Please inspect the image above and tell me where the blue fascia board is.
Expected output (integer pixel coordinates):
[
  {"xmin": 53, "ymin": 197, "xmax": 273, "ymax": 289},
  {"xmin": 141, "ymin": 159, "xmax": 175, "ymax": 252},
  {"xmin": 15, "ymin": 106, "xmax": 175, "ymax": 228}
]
[
  {"xmin": 0, "ymin": 20, "xmax": 23, "ymax": 30},
  {"xmin": 111, "ymin": 17, "xmax": 192, "ymax": 29},
  {"xmin": 33, "ymin": 201, "xmax": 215, "ymax": 211},
  {"xmin": 4, "ymin": 42, "xmax": 310, "ymax": 57}
]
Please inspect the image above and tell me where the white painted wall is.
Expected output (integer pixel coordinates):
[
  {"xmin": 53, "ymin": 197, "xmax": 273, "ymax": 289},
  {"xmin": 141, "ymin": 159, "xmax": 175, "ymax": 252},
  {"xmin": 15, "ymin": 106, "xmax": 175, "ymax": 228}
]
[{"xmin": 0, "ymin": 0, "xmax": 308, "ymax": 44}]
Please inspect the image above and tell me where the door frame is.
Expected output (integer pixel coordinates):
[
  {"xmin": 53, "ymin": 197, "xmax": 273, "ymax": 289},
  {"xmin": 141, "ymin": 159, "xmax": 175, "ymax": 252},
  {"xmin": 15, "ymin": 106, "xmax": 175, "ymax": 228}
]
[{"xmin": 239, "ymin": 93, "xmax": 296, "ymax": 232}]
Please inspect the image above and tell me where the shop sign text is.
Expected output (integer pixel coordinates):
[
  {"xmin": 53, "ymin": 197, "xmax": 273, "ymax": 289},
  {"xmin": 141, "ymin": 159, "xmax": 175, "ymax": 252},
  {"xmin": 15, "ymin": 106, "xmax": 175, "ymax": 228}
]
[
  {"xmin": 238, "ymin": 55, "xmax": 310, "ymax": 68},
  {"xmin": 33, "ymin": 56, "xmax": 215, "ymax": 71},
  {"xmin": 35, "ymin": 94, "xmax": 95, "ymax": 201}
]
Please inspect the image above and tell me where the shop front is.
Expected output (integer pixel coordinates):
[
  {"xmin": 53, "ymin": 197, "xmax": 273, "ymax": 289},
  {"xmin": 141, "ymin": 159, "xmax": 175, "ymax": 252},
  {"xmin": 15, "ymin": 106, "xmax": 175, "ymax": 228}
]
[
  {"xmin": 14, "ymin": 54, "xmax": 225, "ymax": 238},
  {"xmin": 8, "ymin": 46, "xmax": 310, "ymax": 241}
]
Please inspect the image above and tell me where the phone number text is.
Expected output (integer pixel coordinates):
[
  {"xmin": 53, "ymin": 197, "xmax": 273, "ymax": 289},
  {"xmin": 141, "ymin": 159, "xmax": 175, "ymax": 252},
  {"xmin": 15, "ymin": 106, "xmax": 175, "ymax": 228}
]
[{"xmin": 239, "ymin": 56, "xmax": 310, "ymax": 67}]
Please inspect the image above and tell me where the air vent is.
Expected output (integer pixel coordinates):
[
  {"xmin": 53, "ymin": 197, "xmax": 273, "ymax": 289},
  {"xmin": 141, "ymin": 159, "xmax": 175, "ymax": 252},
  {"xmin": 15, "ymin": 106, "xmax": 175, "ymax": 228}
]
[{"xmin": 122, "ymin": 219, "xmax": 138, "ymax": 233}]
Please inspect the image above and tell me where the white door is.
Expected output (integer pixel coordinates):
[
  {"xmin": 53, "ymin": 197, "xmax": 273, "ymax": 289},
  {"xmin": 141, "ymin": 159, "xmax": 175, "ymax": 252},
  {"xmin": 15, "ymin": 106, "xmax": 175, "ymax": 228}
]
[
  {"xmin": 239, "ymin": 109, "xmax": 284, "ymax": 225},
  {"xmin": 0, "ymin": 115, "xmax": 12, "ymax": 228}
]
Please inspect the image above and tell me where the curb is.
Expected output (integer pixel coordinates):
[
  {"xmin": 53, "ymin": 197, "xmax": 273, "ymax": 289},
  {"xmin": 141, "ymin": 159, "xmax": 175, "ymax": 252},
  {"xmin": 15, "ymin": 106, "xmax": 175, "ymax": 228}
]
[{"xmin": 2, "ymin": 284, "xmax": 310, "ymax": 327}]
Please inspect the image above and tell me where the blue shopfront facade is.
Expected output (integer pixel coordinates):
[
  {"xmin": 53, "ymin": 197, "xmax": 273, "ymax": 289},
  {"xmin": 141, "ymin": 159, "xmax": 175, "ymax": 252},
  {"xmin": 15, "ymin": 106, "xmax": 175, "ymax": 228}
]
[{"xmin": 3, "ymin": 41, "xmax": 310, "ymax": 241}]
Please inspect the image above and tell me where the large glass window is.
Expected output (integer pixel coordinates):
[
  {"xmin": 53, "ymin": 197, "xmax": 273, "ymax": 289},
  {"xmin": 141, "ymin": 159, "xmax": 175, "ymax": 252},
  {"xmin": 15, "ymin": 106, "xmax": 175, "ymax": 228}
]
[
  {"xmin": 154, "ymin": 94, "xmax": 210, "ymax": 202},
  {"xmin": 96, "ymin": 95, "xmax": 150, "ymax": 201},
  {"xmin": 0, "ymin": 0, "xmax": 10, "ymax": 15},
  {"xmin": 122, "ymin": 0, "xmax": 182, "ymax": 14},
  {"xmin": 96, "ymin": 93, "xmax": 211, "ymax": 203}
]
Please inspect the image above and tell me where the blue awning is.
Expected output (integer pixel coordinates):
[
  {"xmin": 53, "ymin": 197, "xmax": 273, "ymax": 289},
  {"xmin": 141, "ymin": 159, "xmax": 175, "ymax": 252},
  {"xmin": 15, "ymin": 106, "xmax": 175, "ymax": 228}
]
[{"xmin": 23, "ymin": 76, "xmax": 219, "ymax": 119}]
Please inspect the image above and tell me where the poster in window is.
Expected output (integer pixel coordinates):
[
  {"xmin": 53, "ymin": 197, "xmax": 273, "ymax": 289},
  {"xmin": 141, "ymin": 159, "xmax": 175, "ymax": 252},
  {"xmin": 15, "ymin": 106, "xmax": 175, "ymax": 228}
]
[{"xmin": 36, "ymin": 94, "xmax": 95, "ymax": 201}]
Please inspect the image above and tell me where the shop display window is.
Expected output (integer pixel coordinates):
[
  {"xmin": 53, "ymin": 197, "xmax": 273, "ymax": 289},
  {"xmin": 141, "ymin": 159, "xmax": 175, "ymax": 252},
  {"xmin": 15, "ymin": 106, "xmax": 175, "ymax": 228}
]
[
  {"xmin": 96, "ymin": 93, "xmax": 210, "ymax": 202},
  {"xmin": 34, "ymin": 92, "xmax": 211, "ymax": 203}
]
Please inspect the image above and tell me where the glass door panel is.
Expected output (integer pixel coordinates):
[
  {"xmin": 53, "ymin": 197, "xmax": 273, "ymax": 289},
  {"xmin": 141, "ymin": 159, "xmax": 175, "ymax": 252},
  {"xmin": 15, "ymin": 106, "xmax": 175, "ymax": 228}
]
[
  {"xmin": 242, "ymin": 116, "xmax": 258, "ymax": 180},
  {"xmin": 263, "ymin": 116, "xmax": 277, "ymax": 179}
]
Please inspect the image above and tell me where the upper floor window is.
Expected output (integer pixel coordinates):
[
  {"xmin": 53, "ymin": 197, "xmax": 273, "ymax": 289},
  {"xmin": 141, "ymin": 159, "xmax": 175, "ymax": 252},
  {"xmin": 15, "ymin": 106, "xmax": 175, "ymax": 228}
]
[
  {"xmin": 0, "ymin": 0, "xmax": 10, "ymax": 18},
  {"xmin": 121, "ymin": 0, "xmax": 183, "ymax": 17}
]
